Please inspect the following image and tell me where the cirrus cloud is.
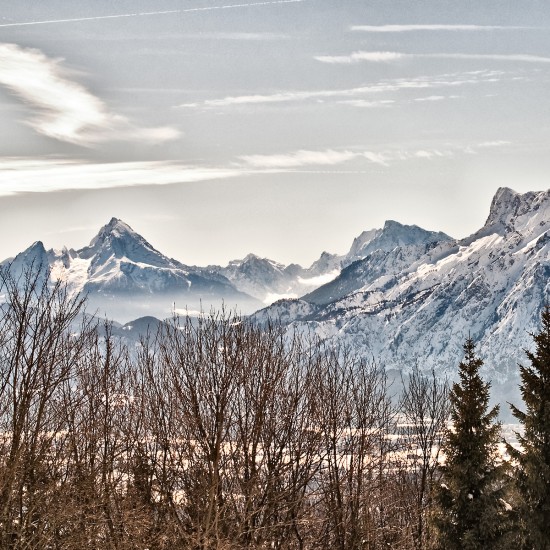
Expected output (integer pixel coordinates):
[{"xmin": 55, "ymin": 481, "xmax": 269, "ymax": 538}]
[
  {"xmin": 237, "ymin": 140, "xmax": 512, "ymax": 170},
  {"xmin": 0, "ymin": 42, "xmax": 181, "ymax": 146},
  {"xmin": 315, "ymin": 50, "xmax": 550, "ymax": 65},
  {"xmin": 350, "ymin": 24, "xmax": 531, "ymax": 33},
  {"xmin": 178, "ymin": 70, "xmax": 502, "ymax": 109},
  {"xmin": 239, "ymin": 149, "xmax": 360, "ymax": 168},
  {"xmin": 238, "ymin": 149, "xmax": 391, "ymax": 168},
  {"xmin": 315, "ymin": 51, "xmax": 404, "ymax": 64},
  {"xmin": 0, "ymin": 158, "xmax": 239, "ymax": 196}
]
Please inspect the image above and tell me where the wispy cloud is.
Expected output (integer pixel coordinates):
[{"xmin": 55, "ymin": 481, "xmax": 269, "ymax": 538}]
[
  {"xmin": 0, "ymin": 158, "xmax": 240, "ymax": 196},
  {"xmin": 237, "ymin": 148, "xmax": 450, "ymax": 169},
  {"xmin": 180, "ymin": 91, "xmax": 324, "ymax": 108},
  {"xmin": 414, "ymin": 95, "xmax": 460, "ymax": 102},
  {"xmin": 362, "ymin": 152, "xmax": 392, "ymax": 166},
  {"xmin": 315, "ymin": 51, "xmax": 404, "ymax": 64},
  {"xmin": 350, "ymin": 24, "xmax": 530, "ymax": 33},
  {"xmin": 238, "ymin": 140, "xmax": 512, "ymax": 169},
  {"xmin": 178, "ymin": 71, "xmax": 501, "ymax": 108},
  {"xmin": 238, "ymin": 149, "xmax": 389, "ymax": 168},
  {"xmin": 414, "ymin": 150, "xmax": 449, "ymax": 160},
  {"xmin": 477, "ymin": 140, "xmax": 512, "ymax": 148},
  {"xmin": 0, "ymin": 1, "xmax": 306, "ymax": 28},
  {"xmin": 337, "ymin": 99, "xmax": 395, "ymax": 108},
  {"xmin": 0, "ymin": 43, "xmax": 180, "ymax": 146},
  {"xmin": 431, "ymin": 53, "xmax": 550, "ymax": 64},
  {"xmin": 315, "ymin": 50, "xmax": 550, "ymax": 65},
  {"xmin": 414, "ymin": 95, "xmax": 445, "ymax": 102},
  {"xmin": 0, "ymin": 140, "xmax": 513, "ymax": 196}
]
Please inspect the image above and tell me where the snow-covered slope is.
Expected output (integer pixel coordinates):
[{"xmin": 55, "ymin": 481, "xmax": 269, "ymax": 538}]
[
  {"xmin": 344, "ymin": 220, "xmax": 452, "ymax": 267},
  {"xmin": 255, "ymin": 188, "xmax": 550, "ymax": 398},
  {"xmin": 304, "ymin": 221, "xmax": 453, "ymax": 305},
  {"xmin": 3, "ymin": 218, "xmax": 260, "ymax": 321}
]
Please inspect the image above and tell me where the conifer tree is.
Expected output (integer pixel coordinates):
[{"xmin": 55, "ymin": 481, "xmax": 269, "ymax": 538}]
[
  {"xmin": 509, "ymin": 305, "xmax": 550, "ymax": 550},
  {"xmin": 433, "ymin": 337, "xmax": 507, "ymax": 550}
]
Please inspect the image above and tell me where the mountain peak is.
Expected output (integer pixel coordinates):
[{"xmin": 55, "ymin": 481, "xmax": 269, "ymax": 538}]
[
  {"xmin": 483, "ymin": 187, "xmax": 550, "ymax": 234},
  {"xmin": 28, "ymin": 240, "xmax": 46, "ymax": 253},
  {"xmin": 485, "ymin": 187, "xmax": 520, "ymax": 227},
  {"xmin": 227, "ymin": 253, "xmax": 264, "ymax": 267},
  {"xmin": 77, "ymin": 218, "xmax": 174, "ymax": 270},
  {"xmin": 347, "ymin": 228, "xmax": 379, "ymax": 258},
  {"xmin": 493, "ymin": 186, "xmax": 518, "ymax": 202},
  {"xmin": 347, "ymin": 221, "xmax": 452, "ymax": 263},
  {"xmin": 94, "ymin": 218, "xmax": 136, "ymax": 241},
  {"xmin": 382, "ymin": 219, "xmax": 404, "ymax": 230},
  {"xmin": 243, "ymin": 253, "xmax": 261, "ymax": 262},
  {"xmin": 5, "ymin": 240, "xmax": 50, "ymax": 278},
  {"xmin": 15, "ymin": 240, "xmax": 48, "ymax": 262},
  {"xmin": 85, "ymin": 218, "xmax": 141, "ymax": 250}
]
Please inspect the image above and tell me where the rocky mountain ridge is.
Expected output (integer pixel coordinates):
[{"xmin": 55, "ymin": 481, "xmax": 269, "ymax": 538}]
[
  {"xmin": 3, "ymin": 218, "xmax": 260, "ymax": 320},
  {"xmin": 255, "ymin": 187, "xmax": 550, "ymax": 400},
  {"xmin": 3, "ymin": 210, "xmax": 451, "ymax": 320}
]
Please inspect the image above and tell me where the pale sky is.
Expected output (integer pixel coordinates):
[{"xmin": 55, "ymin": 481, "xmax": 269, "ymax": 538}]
[{"xmin": 1, "ymin": 0, "xmax": 549, "ymax": 266}]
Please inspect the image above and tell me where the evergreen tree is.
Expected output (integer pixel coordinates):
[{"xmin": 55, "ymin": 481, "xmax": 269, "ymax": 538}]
[
  {"xmin": 433, "ymin": 337, "xmax": 507, "ymax": 550},
  {"xmin": 509, "ymin": 305, "xmax": 550, "ymax": 550}
]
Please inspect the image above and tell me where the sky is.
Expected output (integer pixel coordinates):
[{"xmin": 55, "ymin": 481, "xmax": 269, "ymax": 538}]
[{"xmin": 1, "ymin": 0, "xmax": 550, "ymax": 267}]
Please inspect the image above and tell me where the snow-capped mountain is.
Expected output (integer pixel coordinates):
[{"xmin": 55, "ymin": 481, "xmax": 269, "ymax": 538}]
[
  {"xmin": 344, "ymin": 220, "xmax": 452, "ymax": 267},
  {"xmin": 214, "ymin": 253, "xmax": 301, "ymax": 303},
  {"xmin": 213, "ymin": 252, "xmax": 340, "ymax": 304},
  {"xmin": 4, "ymin": 186, "xmax": 549, "ymax": 400},
  {"xmin": 255, "ymin": 187, "xmax": 550, "ymax": 403},
  {"xmin": 4, "ymin": 239, "xmax": 52, "ymax": 283},
  {"xmin": 212, "ymin": 222, "xmax": 450, "ymax": 304},
  {"xmin": 2, "ymin": 218, "xmax": 261, "ymax": 321},
  {"xmin": 304, "ymin": 221, "xmax": 453, "ymax": 305},
  {"xmin": 2, "ymin": 215, "xmax": 452, "ymax": 318}
]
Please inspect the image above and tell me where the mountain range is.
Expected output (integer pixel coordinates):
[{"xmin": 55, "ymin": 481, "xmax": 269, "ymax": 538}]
[
  {"xmin": 2, "ymin": 217, "xmax": 261, "ymax": 320},
  {"xmin": 2, "ymin": 208, "xmax": 448, "ymax": 320},
  {"xmin": 2, "ymin": 187, "xmax": 549, "ymax": 405},
  {"xmin": 255, "ymin": 187, "xmax": 550, "ymax": 407}
]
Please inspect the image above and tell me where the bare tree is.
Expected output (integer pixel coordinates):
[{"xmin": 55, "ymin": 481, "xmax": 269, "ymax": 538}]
[
  {"xmin": 0, "ymin": 264, "xmax": 459, "ymax": 550},
  {"xmin": 56, "ymin": 322, "xmax": 148, "ymax": 549},
  {"xmin": 398, "ymin": 367, "xmax": 450, "ymax": 550},
  {"xmin": 0, "ymin": 265, "xmax": 91, "ymax": 548},
  {"xmin": 314, "ymin": 350, "xmax": 400, "ymax": 550}
]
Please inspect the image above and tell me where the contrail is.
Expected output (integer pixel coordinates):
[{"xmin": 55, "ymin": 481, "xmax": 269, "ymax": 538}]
[{"xmin": 0, "ymin": 0, "xmax": 306, "ymax": 28}]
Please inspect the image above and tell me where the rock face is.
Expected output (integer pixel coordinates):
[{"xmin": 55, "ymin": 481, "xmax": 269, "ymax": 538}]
[
  {"xmin": 255, "ymin": 187, "xmax": 550, "ymax": 403},
  {"xmin": 345, "ymin": 220, "xmax": 452, "ymax": 267}
]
